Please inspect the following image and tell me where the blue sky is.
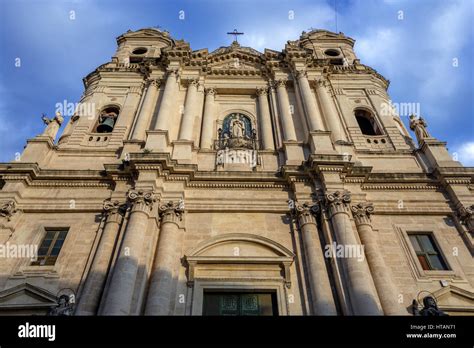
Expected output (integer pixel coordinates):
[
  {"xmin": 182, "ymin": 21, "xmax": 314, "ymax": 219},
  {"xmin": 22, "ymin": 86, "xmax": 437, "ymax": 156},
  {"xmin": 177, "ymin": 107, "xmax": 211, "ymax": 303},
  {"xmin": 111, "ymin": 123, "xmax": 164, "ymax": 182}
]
[{"xmin": 0, "ymin": 0, "xmax": 473, "ymax": 164}]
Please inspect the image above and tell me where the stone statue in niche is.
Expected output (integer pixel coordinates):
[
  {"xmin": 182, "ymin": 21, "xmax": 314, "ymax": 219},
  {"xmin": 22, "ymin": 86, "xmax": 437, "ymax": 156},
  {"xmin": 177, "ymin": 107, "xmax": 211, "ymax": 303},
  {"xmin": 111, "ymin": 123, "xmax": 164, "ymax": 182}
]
[
  {"xmin": 409, "ymin": 114, "xmax": 431, "ymax": 144},
  {"xmin": 41, "ymin": 112, "xmax": 64, "ymax": 139},
  {"xmin": 231, "ymin": 119, "xmax": 245, "ymax": 138}
]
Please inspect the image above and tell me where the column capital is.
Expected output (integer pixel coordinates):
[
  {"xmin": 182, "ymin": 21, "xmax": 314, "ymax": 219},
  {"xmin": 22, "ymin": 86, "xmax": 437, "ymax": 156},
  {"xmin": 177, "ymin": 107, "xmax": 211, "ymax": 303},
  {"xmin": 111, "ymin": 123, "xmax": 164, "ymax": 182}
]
[
  {"xmin": 159, "ymin": 200, "xmax": 185, "ymax": 224},
  {"xmin": 103, "ymin": 199, "xmax": 126, "ymax": 222},
  {"xmin": 275, "ymin": 79, "xmax": 287, "ymax": 88},
  {"xmin": 458, "ymin": 204, "xmax": 474, "ymax": 232},
  {"xmin": 325, "ymin": 190, "xmax": 351, "ymax": 216},
  {"xmin": 147, "ymin": 79, "xmax": 161, "ymax": 88},
  {"xmin": 166, "ymin": 69, "xmax": 180, "ymax": 79},
  {"xmin": 295, "ymin": 69, "xmax": 308, "ymax": 79},
  {"xmin": 127, "ymin": 190, "xmax": 156, "ymax": 213},
  {"xmin": 315, "ymin": 78, "xmax": 328, "ymax": 88},
  {"xmin": 188, "ymin": 79, "xmax": 200, "ymax": 88},
  {"xmin": 205, "ymin": 87, "xmax": 216, "ymax": 96},
  {"xmin": 351, "ymin": 202, "xmax": 374, "ymax": 227},
  {"xmin": 256, "ymin": 87, "xmax": 269, "ymax": 96},
  {"xmin": 0, "ymin": 200, "xmax": 18, "ymax": 221},
  {"xmin": 291, "ymin": 200, "xmax": 319, "ymax": 226}
]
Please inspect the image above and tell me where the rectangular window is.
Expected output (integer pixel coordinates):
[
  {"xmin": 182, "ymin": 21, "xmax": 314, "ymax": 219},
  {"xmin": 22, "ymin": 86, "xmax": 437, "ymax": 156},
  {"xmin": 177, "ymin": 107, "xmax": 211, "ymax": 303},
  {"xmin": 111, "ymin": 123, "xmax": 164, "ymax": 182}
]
[
  {"xmin": 31, "ymin": 229, "xmax": 68, "ymax": 266},
  {"xmin": 408, "ymin": 233, "xmax": 448, "ymax": 271}
]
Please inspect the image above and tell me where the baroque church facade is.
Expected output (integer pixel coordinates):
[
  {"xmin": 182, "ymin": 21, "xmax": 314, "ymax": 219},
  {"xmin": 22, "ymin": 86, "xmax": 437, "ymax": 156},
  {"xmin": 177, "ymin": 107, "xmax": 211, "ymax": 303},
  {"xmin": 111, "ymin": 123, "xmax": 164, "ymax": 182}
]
[{"xmin": 0, "ymin": 28, "xmax": 473, "ymax": 315}]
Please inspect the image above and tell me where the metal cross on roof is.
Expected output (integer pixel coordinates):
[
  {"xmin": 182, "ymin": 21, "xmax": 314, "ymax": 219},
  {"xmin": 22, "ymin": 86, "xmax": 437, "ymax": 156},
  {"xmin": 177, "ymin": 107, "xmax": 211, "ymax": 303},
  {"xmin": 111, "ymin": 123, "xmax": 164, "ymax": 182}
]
[{"xmin": 227, "ymin": 29, "xmax": 244, "ymax": 43}]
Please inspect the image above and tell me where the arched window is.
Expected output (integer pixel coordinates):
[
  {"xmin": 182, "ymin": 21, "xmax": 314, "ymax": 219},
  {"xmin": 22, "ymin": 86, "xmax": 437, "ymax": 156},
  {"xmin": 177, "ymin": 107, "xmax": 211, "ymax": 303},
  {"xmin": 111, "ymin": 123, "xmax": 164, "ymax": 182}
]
[
  {"xmin": 354, "ymin": 109, "xmax": 382, "ymax": 136},
  {"xmin": 95, "ymin": 106, "xmax": 120, "ymax": 133}
]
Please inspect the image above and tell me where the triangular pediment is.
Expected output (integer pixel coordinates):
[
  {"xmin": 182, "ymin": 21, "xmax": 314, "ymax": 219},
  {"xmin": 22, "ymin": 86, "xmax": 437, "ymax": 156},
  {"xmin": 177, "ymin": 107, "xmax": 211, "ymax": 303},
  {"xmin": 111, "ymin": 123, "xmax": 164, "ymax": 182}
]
[
  {"xmin": 209, "ymin": 43, "xmax": 263, "ymax": 59},
  {"xmin": 432, "ymin": 285, "xmax": 474, "ymax": 314},
  {"xmin": 0, "ymin": 283, "xmax": 57, "ymax": 309}
]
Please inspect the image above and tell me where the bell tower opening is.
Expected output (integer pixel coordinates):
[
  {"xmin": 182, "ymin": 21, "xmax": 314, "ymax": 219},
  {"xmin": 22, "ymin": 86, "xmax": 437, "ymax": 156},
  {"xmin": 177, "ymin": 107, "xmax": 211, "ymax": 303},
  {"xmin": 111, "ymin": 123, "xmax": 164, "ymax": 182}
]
[{"xmin": 95, "ymin": 106, "xmax": 120, "ymax": 133}]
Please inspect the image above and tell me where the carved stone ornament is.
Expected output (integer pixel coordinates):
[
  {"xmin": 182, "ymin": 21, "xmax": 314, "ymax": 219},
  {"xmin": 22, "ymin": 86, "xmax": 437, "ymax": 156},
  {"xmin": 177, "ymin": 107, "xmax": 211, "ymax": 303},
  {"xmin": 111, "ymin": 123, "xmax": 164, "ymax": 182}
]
[
  {"xmin": 159, "ymin": 200, "xmax": 185, "ymax": 224},
  {"xmin": 148, "ymin": 79, "xmax": 161, "ymax": 88},
  {"xmin": 127, "ymin": 190, "xmax": 156, "ymax": 212},
  {"xmin": 325, "ymin": 190, "xmax": 351, "ymax": 216},
  {"xmin": 296, "ymin": 70, "xmax": 307, "ymax": 79},
  {"xmin": 291, "ymin": 201, "xmax": 320, "ymax": 226},
  {"xmin": 275, "ymin": 79, "xmax": 287, "ymax": 88},
  {"xmin": 256, "ymin": 87, "xmax": 268, "ymax": 97},
  {"xmin": 103, "ymin": 199, "xmax": 126, "ymax": 219},
  {"xmin": 205, "ymin": 88, "xmax": 216, "ymax": 96},
  {"xmin": 351, "ymin": 202, "xmax": 374, "ymax": 226},
  {"xmin": 458, "ymin": 204, "xmax": 474, "ymax": 232},
  {"xmin": 0, "ymin": 200, "xmax": 17, "ymax": 221}
]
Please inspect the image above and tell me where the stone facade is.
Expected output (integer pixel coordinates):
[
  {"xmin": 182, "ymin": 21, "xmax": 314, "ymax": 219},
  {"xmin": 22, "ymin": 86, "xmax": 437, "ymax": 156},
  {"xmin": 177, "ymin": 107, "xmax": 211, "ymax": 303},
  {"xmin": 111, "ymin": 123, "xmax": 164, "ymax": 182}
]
[{"xmin": 0, "ymin": 28, "xmax": 473, "ymax": 315}]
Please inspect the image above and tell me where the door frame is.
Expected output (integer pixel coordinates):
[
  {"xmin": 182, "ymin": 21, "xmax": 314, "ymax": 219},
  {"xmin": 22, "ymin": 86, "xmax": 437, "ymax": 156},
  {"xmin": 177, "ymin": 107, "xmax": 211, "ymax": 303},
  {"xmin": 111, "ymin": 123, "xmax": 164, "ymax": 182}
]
[{"xmin": 191, "ymin": 280, "xmax": 288, "ymax": 315}]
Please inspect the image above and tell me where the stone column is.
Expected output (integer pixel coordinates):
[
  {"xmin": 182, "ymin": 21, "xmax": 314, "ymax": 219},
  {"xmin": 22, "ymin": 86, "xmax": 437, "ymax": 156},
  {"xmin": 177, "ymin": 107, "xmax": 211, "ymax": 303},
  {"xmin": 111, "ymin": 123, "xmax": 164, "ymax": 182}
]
[
  {"xmin": 145, "ymin": 200, "xmax": 184, "ymax": 315},
  {"xmin": 131, "ymin": 79, "xmax": 160, "ymax": 141},
  {"xmin": 316, "ymin": 79, "xmax": 346, "ymax": 142},
  {"xmin": 76, "ymin": 200, "xmax": 125, "ymax": 315},
  {"xmin": 275, "ymin": 79, "xmax": 297, "ymax": 141},
  {"xmin": 153, "ymin": 70, "xmax": 179, "ymax": 131},
  {"xmin": 256, "ymin": 87, "xmax": 275, "ymax": 150},
  {"xmin": 200, "ymin": 88, "xmax": 216, "ymax": 149},
  {"xmin": 351, "ymin": 202, "xmax": 404, "ymax": 315},
  {"xmin": 294, "ymin": 201, "xmax": 337, "ymax": 315},
  {"xmin": 296, "ymin": 70, "xmax": 324, "ymax": 132},
  {"xmin": 178, "ymin": 80, "xmax": 200, "ymax": 141},
  {"xmin": 325, "ymin": 190, "xmax": 382, "ymax": 315},
  {"xmin": 101, "ymin": 190, "xmax": 156, "ymax": 315}
]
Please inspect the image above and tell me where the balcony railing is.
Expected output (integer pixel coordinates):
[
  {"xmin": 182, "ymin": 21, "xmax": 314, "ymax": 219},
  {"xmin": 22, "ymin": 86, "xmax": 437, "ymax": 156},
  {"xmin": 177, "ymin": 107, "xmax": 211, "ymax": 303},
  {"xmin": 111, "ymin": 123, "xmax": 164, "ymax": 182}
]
[{"xmin": 214, "ymin": 136, "xmax": 258, "ymax": 151}]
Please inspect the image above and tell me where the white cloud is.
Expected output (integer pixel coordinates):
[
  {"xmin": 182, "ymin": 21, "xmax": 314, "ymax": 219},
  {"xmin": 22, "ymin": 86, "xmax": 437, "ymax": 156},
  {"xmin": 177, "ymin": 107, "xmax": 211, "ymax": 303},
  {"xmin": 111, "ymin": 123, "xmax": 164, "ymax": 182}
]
[{"xmin": 453, "ymin": 142, "xmax": 474, "ymax": 166}]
